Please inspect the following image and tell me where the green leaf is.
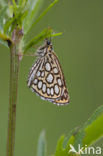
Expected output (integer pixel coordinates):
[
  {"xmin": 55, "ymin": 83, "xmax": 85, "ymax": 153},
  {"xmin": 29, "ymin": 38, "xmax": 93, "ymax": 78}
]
[
  {"xmin": 36, "ymin": 130, "xmax": 47, "ymax": 156},
  {"xmin": 0, "ymin": 6, "xmax": 8, "ymax": 32},
  {"xmin": 83, "ymin": 108, "xmax": 103, "ymax": 146},
  {"xmin": 54, "ymin": 136, "xmax": 66, "ymax": 156},
  {"xmin": 8, "ymin": 5, "xmax": 14, "ymax": 17},
  {"xmin": 4, "ymin": 8, "xmax": 28, "ymax": 34},
  {"xmin": 73, "ymin": 131, "xmax": 85, "ymax": 151},
  {"xmin": 3, "ymin": 17, "xmax": 16, "ymax": 34},
  {"xmin": 83, "ymin": 105, "xmax": 103, "ymax": 129},
  {"xmin": 26, "ymin": 0, "xmax": 59, "ymax": 34},
  {"xmin": 51, "ymin": 32, "xmax": 63, "ymax": 37},
  {"xmin": 54, "ymin": 105, "xmax": 103, "ymax": 156},
  {"xmin": 55, "ymin": 135, "xmax": 76, "ymax": 156},
  {"xmin": 12, "ymin": 0, "xmax": 18, "ymax": 13},
  {"xmin": 20, "ymin": 10, "xmax": 28, "ymax": 23},
  {"xmin": 72, "ymin": 105, "xmax": 103, "ymax": 149},
  {"xmin": 12, "ymin": 0, "xmax": 17, "ymax": 7},
  {"xmin": 2, "ymin": 0, "xmax": 28, "ymax": 34},
  {"xmin": 19, "ymin": 0, "xmax": 25, "ymax": 6},
  {"xmin": 73, "ymin": 105, "xmax": 103, "ymax": 151},
  {"xmin": 63, "ymin": 128, "xmax": 78, "ymax": 149},
  {"xmin": 23, "ymin": 0, "xmax": 44, "ymax": 34}
]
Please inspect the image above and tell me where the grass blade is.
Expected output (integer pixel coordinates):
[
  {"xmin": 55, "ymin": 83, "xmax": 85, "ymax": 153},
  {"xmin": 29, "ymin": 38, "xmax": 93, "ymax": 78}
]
[
  {"xmin": 26, "ymin": 0, "xmax": 59, "ymax": 34},
  {"xmin": 36, "ymin": 130, "xmax": 47, "ymax": 156},
  {"xmin": 51, "ymin": 32, "xmax": 62, "ymax": 37},
  {"xmin": 0, "ymin": 6, "xmax": 8, "ymax": 32},
  {"xmin": 3, "ymin": 17, "xmax": 16, "ymax": 34},
  {"xmin": 83, "ymin": 105, "xmax": 103, "ymax": 146},
  {"xmin": 83, "ymin": 105, "xmax": 103, "ymax": 128},
  {"xmin": 19, "ymin": 0, "xmax": 26, "ymax": 6},
  {"xmin": 23, "ymin": 0, "xmax": 44, "ymax": 34},
  {"xmin": 12, "ymin": 0, "xmax": 17, "ymax": 8},
  {"xmin": 54, "ymin": 105, "xmax": 103, "ymax": 156}
]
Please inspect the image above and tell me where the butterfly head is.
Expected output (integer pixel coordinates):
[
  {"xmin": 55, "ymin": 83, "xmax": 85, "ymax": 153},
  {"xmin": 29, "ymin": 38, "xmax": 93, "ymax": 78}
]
[
  {"xmin": 37, "ymin": 39, "xmax": 53, "ymax": 57},
  {"xmin": 44, "ymin": 39, "xmax": 53, "ymax": 54},
  {"xmin": 45, "ymin": 38, "xmax": 52, "ymax": 45}
]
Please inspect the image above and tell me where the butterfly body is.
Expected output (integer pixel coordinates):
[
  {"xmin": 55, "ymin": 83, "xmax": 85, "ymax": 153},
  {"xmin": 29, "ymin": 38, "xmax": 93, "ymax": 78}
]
[{"xmin": 28, "ymin": 40, "xmax": 70, "ymax": 105}]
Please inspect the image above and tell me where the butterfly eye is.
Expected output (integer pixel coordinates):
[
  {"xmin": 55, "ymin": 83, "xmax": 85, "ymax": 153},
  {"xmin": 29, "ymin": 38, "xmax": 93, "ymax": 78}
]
[
  {"xmin": 45, "ymin": 38, "xmax": 51, "ymax": 45},
  {"xmin": 47, "ymin": 40, "xmax": 51, "ymax": 45}
]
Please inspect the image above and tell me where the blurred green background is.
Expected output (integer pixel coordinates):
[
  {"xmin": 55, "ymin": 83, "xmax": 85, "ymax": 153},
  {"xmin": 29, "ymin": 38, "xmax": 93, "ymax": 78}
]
[{"xmin": 0, "ymin": 0, "xmax": 103, "ymax": 156}]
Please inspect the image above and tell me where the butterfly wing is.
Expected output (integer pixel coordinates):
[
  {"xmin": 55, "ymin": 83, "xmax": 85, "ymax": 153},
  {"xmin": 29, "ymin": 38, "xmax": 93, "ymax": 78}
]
[
  {"xmin": 28, "ymin": 52, "xmax": 63, "ymax": 101},
  {"xmin": 28, "ymin": 58, "xmax": 42, "ymax": 87},
  {"xmin": 53, "ymin": 86, "xmax": 70, "ymax": 105},
  {"xmin": 28, "ymin": 50, "xmax": 70, "ymax": 105},
  {"xmin": 51, "ymin": 52, "xmax": 70, "ymax": 105}
]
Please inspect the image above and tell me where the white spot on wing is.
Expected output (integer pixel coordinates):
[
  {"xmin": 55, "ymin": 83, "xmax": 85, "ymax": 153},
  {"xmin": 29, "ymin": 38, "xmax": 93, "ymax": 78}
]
[
  {"xmin": 34, "ymin": 79, "xmax": 38, "ymax": 85},
  {"xmin": 41, "ymin": 71, "xmax": 45, "ymax": 77},
  {"xmin": 37, "ymin": 71, "xmax": 41, "ymax": 77},
  {"xmin": 45, "ymin": 62, "xmax": 51, "ymax": 71},
  {"xmin": 47, "ymin": 88, "xmax": 50, "ymax": 95},
  {"xmin": 38, "ymin": 81, "xmax": 42, "ymax": 89},
  {"xmin": 57, "ymin": 78, "xmax": 62, "ymax": 86},
  {"xmin": 28, "ymin": 61, "xmax": 40, "ymax": 87},
  {"xmin": 51, "ymin": 88, "xmax": 54, "ymax": 96},
  {"xmin": 53, "ymin": 67, "xmax": 58, "ymax": 74},
  {"xmin": 46, "ymin": 73, "xmax": 53, "ymax": 83},
  {"xmin": 54, "ymin": 85, "xmax": 59, "ymax": 94},
  {"xmin": 42, "ymin": 83, "xmax": 46, "ymax": 93}
]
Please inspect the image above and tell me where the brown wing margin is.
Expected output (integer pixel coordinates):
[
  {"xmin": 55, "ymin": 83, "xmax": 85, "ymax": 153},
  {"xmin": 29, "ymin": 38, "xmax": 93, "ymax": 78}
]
[
  {"xmin": 52, "ymin": 52, "xmax": 70, "ymax": 105},
  {"xmin": 27, "ymin": 58, "xmax": 42, "ymax": 87}
]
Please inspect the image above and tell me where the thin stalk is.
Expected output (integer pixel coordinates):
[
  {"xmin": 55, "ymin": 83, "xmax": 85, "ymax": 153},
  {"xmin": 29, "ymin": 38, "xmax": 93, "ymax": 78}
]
[{"xmin": 6, "ymin": 29, "xmax": 23, "ymax": 156}]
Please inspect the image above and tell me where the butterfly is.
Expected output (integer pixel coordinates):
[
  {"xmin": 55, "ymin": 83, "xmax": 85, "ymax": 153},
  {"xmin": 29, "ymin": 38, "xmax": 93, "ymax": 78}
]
[{"xmin": 27, "ymin": 39, "xmax": 70, "ymax": 105}]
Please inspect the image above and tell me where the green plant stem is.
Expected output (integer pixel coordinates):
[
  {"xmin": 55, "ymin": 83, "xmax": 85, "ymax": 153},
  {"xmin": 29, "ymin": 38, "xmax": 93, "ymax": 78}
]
[{"xmin": 6, "ymin": 29, "xmax": 22, "ymax": 156}]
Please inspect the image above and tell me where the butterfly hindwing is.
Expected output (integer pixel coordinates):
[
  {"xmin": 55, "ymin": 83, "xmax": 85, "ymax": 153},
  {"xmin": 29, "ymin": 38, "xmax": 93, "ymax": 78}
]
[
  {"xmin": 51, "ymin": 52, "xmax": 70, "ymax": 104},
  {"xmin": 53, "ymin": 87, "xmax": 70, "ymax": 105}
]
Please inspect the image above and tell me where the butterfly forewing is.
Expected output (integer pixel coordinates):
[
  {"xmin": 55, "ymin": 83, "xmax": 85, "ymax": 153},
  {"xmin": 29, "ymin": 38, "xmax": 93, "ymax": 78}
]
[
  {"xmin": 28, "ymin": 52, "xmax": 63, "ymax": 101},
  {"xmin": 28, "ymin": 40, "xmax": 70, "ymax": 105},
  {"xmin": 28, "ymin": 58, "xmax": 42, "ymax": 87}
]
